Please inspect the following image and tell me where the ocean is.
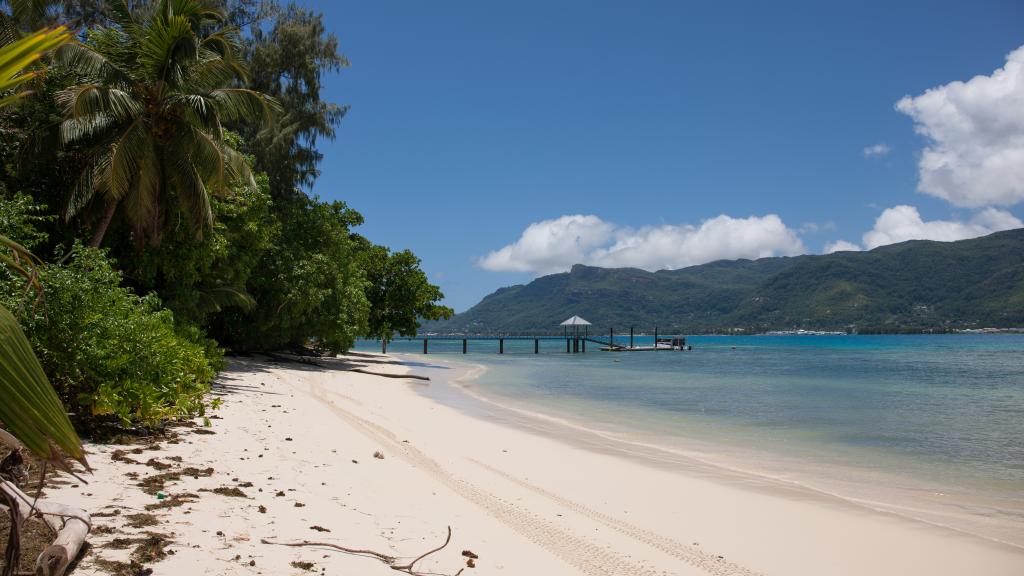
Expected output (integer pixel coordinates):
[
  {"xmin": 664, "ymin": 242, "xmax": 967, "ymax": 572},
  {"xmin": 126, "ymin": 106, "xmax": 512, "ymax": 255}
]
[{"xmin": 355, "ymin": 334, "xmax": 1024, "ymax": 546}]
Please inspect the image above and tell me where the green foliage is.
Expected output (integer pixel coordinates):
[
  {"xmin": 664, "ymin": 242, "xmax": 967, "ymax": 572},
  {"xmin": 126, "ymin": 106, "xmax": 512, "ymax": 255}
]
[
  {"xmin": 0, "ymin": 192, "xmax": 50, "ymax": 249},
  {"xmin": 241, "ymin": 2, "xmax": 347, "ymax": 197},
  {"xmin": 211, "ymin": 195, "xmax": 369, "ymax": 352},
  {"xmin": 427, "ymin": 229, "xmax": 1024, "ymax": 334},
  {"xmin": 127, "ymin": 168, "xmax": 278, "ymax": 327},
  {"xmin": 0, "ymin": 25, "xmax": 71, "ymax": 105},
  {"xmin": 52, "ymin": 0, "xmax": 278, "ymax": 246},
  {"xmin": 0, "ymin": 304, "xmax": 86, "ymax": 466},
  {"xmin": 0, "ymin": 1, "xmax": 451, "ymax": 439},
  {"xmin": 1, "ymin": 246, "xmax": 220, "ymax": 426},
  {"xmin": 358, "ymin": 240, "xmax": 453, "ymax": 343}
]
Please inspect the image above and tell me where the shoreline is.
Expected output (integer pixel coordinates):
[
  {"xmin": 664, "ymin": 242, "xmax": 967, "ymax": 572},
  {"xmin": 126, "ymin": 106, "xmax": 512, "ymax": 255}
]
[
  {"xmin": 44, "ymin": 353, "xmax": 1024, "ymax": 575},
  {"xmin": 398, "ymin": 352, "xmax": 1024, "ymax": 551}
]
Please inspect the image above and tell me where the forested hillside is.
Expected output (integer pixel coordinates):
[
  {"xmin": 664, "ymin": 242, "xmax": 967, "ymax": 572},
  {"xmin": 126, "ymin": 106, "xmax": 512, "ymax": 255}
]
[{"xmin": 428, "ymin": 229, "xmax": 1024, "ymax": 333}]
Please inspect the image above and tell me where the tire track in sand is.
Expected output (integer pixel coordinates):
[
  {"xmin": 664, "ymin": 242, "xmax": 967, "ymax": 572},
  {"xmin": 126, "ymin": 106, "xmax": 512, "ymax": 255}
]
[
  {"xmin": 304, "ymin": 374, "xmax": 667, "ymax": 576},
  {"xmin": 471, "ymin": 459, "xmax": 765, "ymax": 576}
]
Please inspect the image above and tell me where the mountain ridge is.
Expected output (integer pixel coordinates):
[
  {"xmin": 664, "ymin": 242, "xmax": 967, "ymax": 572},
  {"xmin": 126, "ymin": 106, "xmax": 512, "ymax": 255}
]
[{"xmin": 426, "ymin": 228, "xmax": 1024, "ymax": 333}]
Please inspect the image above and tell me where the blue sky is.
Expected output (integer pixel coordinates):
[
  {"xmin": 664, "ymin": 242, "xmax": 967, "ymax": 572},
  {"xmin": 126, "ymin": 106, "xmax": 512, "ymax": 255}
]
[{"xmin": 299, "ymin": 0, "xmax": 1024, "ymax": 311}]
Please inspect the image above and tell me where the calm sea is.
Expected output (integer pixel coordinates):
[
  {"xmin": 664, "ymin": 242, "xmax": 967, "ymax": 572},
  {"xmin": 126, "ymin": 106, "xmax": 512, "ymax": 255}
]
[{"xmin": 355, "ymin": 334, "xmax": 1024, "ymax": 545}]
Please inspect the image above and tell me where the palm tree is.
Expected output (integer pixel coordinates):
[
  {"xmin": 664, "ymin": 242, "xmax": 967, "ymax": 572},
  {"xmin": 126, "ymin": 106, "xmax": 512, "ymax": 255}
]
[
  {"xmin": 0, "ymin": 25, "xmax": 86, "ymax": 470},
  {"xmin": 54, "ymin": 0, "xmax": 279, "ymax": 247}
]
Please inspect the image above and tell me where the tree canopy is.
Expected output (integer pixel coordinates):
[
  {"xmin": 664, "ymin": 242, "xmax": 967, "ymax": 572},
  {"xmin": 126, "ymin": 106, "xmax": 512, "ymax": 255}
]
[{"xmin": 0, "ymin": 0, "xmax": 450, "ymax": 432}]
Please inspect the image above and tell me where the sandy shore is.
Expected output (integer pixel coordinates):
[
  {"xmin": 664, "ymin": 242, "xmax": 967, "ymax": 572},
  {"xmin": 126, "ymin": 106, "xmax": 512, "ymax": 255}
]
[{"xmin": 46, "ymin": 353, "xmax": 1024, "ymax": 575}]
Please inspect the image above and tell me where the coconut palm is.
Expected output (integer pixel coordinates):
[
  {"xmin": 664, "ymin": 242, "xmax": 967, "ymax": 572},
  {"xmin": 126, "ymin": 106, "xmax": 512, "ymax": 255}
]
[
  {"xmin": 0, "ymin": 24, "xmax": 87, "ymax": 470},
  {"xmin": 54, "ymin": 0, "xmax": 279, "ymax": 247}
]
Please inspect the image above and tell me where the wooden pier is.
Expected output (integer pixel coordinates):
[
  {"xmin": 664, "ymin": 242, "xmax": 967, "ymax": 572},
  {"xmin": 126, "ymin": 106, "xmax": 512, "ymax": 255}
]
[{"xmin": 383, "ymin": 328, "xmax": 689, "ymax": 354}]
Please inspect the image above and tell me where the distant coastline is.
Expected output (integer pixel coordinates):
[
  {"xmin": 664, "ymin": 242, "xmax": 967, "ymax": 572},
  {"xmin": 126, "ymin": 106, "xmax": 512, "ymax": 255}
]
[{"xmin": 425, "ymin": 229, "xmax": 1024, "ymax": 336}]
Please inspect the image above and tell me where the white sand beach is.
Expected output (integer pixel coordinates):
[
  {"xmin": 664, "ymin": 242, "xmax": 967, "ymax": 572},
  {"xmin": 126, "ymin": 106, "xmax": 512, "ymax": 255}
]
[{"xmin": 47, "ymin": 353, "xmax": 1024, "ymax": 576}]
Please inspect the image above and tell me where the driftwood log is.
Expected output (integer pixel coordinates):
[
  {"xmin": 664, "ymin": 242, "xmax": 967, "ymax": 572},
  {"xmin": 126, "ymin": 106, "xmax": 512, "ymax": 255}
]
[
  {"xmin": 0, "ymin": 480, "xmax": 90, "ymax": 576},
  {"xmin": 347, "ymin": 368, "xmax": 430, "ymax": 381}
]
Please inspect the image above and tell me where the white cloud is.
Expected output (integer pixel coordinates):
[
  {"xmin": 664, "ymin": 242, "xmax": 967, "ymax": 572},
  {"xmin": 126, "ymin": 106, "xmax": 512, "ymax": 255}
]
[
  {"xmin": 863, "ymin": 143, "xmax": 892, "ymax": 158},
  {"xmin": 477, "ymin": 214, "xmax": 806, "ymax": 275},
  {"xmin": 896, "ymin": 45, "xmax": 1024, "ymax": 207},
  {"xmin": 476, "ymin": 215, "xmax": 615, "ymax": 275},
  {"xmin": 861, "ymin": 205, "xmax": 1022, "ymax": 250},
  {"xmin": 824, "ymin": 239, "xmax": 862, "ymax": 253}
]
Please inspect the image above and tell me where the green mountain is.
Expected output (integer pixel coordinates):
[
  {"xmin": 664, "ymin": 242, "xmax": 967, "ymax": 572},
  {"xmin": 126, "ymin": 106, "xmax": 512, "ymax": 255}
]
[{"xmin": 426, "ymin": 228, "xmax": 1024, "ymax": 334}]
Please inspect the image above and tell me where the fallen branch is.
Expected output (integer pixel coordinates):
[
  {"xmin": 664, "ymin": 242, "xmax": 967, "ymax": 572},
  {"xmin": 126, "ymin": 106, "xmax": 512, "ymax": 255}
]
[
  {"xmin": 262, "ymin": 525, "xmax": 462, "ymax": 575},
  {"xmin": 0, "ymin": 480, "xmax": 90, "ymax": 576},
  {"xmin": 348, "ymin": 368, "xmax": 429, "ymax": 381}
]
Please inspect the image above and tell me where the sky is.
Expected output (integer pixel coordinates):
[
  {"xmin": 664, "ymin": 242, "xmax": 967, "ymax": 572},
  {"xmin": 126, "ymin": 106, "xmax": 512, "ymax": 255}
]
[{"xmin": 300, "ymin": 0, "xmax": 1024, "ymax": 312}]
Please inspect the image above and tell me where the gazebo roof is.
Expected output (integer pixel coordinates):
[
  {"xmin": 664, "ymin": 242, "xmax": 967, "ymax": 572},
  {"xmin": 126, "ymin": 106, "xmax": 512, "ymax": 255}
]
[{"xmin": 560, "ymin": 315, "xmax": 592, "ymax": 326}]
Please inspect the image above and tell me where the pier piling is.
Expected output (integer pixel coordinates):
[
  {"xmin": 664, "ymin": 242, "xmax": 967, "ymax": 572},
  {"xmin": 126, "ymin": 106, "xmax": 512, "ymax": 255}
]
[
  {"xmin": 423, "ymin": 339, "xmax": 428, "ymax": 354},
  {"xmin": 462, "ymin": 339, "xmax": 467, "ymax": 354}
]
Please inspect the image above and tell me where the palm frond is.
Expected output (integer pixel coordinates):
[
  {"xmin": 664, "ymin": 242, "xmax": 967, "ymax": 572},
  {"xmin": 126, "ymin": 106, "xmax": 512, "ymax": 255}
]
[
  {"xmin": 178, "ymin": 121, "xmax": 224, "ymax": 188},
  {"xmin": 183, "ymin": 54, "xmax": 243, "ymax": 91},
  {"xmin": 165, "ymin": 92, "xmax": 221, "ymax": 134},
  {"xmin": 58, "ymin": 83, "xmax": 142, "ymax": 121},
  {"xmin": 222, "ymin": 144, "xmax": 254, "ymax": 190},
  {"xmin": 109, "ymin": 117, "xmax": 154, "ymax": 203},
  {"xmin": 64, "ymin": 149, "xmax": 111, "ymax": 219},
  {"xmin": 0, "ymin": 233, "xmax": 41, "ymax": 292},
  {"xmin": 0, "ymin": 305, "xmax": 87, "ymax": 469},
  {"xmin": 5, "ymin": 0, "xmax": 48, "ymax": 29},
  {"xmin": 53, "ymin": 41, "xmax": 134, "ymax": 86},
  {"xmin": 209, "ymin": 87, "xmax": 279, "ymax": 124},
  {"xmin": 121, "ymin": 136, "xmax": 161, "ymax": 240},
  {"xmin": 168, "ymin": 148, "xmax": 212, "ymax": 233},
  {"xmin": 0, "ymin": 11, "xmax": 21, "ymax": 47},
  {"xmin": 0, "ymin": 25, "xmax": 71, "ymax": 97},
  {"xmin": 107, "ymin": 0, "xmax": 140, "ymax": 37},
  {"xmin": 59, "ymin": 112, "xmax": 116, "ymax": 144},
  {"xmin": 140, "ymin": 13, "xmax": 198, "ymax": 89}
]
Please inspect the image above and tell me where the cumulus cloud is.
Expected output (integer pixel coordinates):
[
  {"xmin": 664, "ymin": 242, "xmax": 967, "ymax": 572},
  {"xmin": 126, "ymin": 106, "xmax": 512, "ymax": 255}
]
[
  {"xmin": 477, "ymin": 214, "xmax": 806, "ymax": 275},
  {"xmin": 862, "ymin": 143, "xmax": 891, "ymax": 158},
  {"xmin": 823, "ymin": 240, "xmax": 862, "ymax": 253},
  {"xmin": 896, "ymin": 45, "xmax": 1024, "ymax": 207},
  {"xmin": 861, "ymin": 205, "xmax": 1022, "ymax": 250},
  {"xmin": 476, "ymin": 215, "xmax": 616, "ymax": 275}
]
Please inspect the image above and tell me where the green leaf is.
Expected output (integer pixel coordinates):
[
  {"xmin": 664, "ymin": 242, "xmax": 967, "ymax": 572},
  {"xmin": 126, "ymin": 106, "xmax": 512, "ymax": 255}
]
[
  {"xmin": 0, "ymin": 26, "xmax": 72, "ymax": 101},
  {"xmin": 0, "ymin": 305, "xmax": 86, "ymax": 468}
]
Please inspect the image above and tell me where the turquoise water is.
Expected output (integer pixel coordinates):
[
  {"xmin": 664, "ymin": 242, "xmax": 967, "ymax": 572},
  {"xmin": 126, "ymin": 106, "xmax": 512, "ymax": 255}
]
[{"xmin": 356, "ymin": 335, "xmax": 1024, "ymax": 541}]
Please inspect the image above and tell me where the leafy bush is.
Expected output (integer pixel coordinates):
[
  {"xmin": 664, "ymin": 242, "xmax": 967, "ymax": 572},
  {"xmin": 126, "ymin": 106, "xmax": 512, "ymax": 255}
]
[
  {"xmin": 209, "ymin": 195, "xmax": 370, "ymax": 353},
  {"xmin": 127, "ymin": 171, "xmax": 279, "ymax": 328},
  {"xmin": 1, "ymin": 247, "xmax": 221, "ymax": 426}
]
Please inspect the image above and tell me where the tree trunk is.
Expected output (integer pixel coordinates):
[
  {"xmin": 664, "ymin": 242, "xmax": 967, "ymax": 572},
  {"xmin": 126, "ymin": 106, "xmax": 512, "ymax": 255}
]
[{"xmin": 88, "ymin": 201, "xmax": 118, "ymax": 248}]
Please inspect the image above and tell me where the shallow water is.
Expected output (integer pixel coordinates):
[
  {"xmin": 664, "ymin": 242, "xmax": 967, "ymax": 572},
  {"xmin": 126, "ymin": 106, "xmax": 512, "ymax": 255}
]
[{"xmin": 356, "ymin": 334, "xmax": 1024, "ymax": 545}]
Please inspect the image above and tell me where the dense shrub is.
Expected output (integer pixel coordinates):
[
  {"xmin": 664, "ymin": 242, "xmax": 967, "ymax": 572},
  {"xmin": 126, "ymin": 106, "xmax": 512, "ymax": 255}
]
[
  {"xmin": 125, "ymin": 171, "xmax": 279, "ymax": 328},
  {"xmin": 209, "ymin": 195, "xmax": 370, "ymax": 353},
  {"xmin": 1, "ymin": 247, "xmax": 221, "ymax": 426}
]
